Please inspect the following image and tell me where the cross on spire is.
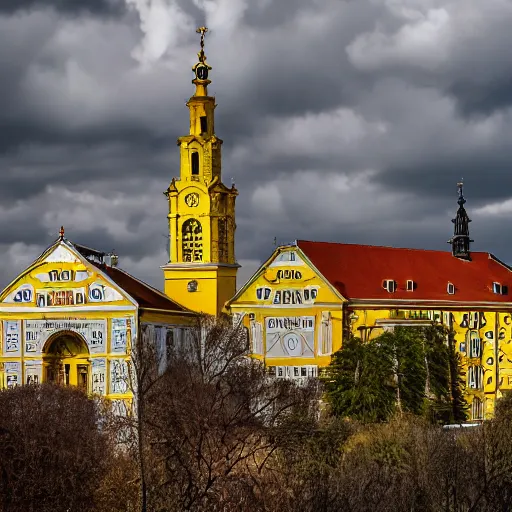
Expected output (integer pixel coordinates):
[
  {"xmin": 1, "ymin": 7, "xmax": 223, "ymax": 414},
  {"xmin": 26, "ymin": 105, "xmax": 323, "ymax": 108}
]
[{"xmin": 196, "ymin": 26, "xmax": 208, "ymax": 63}]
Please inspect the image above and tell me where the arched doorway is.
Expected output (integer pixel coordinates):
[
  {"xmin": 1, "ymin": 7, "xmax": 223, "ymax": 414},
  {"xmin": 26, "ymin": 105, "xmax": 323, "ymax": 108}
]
[{"xmin": 43, "ymin": 331, "xmax": 90, "ymax": 392}]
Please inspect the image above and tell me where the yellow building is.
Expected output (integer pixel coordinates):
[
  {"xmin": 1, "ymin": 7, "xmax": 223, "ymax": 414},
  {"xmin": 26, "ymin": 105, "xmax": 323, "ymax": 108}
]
[
  {"xmin": 161, "ymin": 27, "xmax": 238, "ymax": 316},
  {"xmin": 227, "ymin": 184, "xmax": 512, "ymax": 421},
  {"xmin": 0, "ymin": 228, "xmax": 195, "ymax": 405},
  {"xmin": 2, "ymin": 26, "xmax": 510, "ymax": 426}
]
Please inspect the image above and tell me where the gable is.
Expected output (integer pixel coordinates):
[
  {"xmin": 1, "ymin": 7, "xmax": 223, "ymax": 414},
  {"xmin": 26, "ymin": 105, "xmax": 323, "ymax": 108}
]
[
  {"xmin": 228, "ymin": 246, "xmax": 344, "ymax": 308},
  {"xmin": 0, "ymin": 241, "xmax": 136, "ymax": 309}
]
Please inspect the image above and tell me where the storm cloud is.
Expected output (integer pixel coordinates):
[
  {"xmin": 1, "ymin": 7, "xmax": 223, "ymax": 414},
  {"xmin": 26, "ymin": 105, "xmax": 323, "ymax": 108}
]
[{"xmin": 1, "ymin": 0, "xmax": 511, "ymax": 291}]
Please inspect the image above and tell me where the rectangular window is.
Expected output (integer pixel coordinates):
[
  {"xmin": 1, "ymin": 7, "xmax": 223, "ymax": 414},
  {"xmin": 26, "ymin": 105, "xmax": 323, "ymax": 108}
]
[
  {"xmin": 319, "ymin": 312, "xmax": 333, "ymax": 355},
  {"xmin": 406, "ymin": 280, "xmax": 415, "ymax": 291},
  {"xmin": 191, "ymin": 152, "xmax": 200, "ymax": 175},
  {"xmin": 200, "ymin": 116, "xmax": 208, "ymax": 134},
  {"xmin": 250, "ymin": 321, "xmax": 263, "ymax": 355},
  {"xmin": 447, "ymin": 283, "xmax": 455, "ymax": 294},
  {"xmin": 469, "ymin": 336, "xmax": 481, "ymax": 358},
  {"xmin": 468, "ymin": 365, "xmax": 483, "ymax": 389},
  {"xmin": 472, "ymin": 398, "xmax": 483, "ymax": 420}
]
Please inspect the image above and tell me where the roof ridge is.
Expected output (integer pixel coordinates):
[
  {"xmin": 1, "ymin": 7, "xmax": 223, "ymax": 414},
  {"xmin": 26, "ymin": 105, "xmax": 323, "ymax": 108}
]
[{"xmin": 296, "ymin": 239, "xmax": 490, "ymax": 255}]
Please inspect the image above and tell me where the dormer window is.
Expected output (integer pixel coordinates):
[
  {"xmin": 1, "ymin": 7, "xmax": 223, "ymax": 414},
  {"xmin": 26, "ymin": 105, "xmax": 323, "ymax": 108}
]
[
  {"xmin": 447, "ymin": 282, "xmax": 455, "ymax": 295},
  {"xmin": 406, "ymin": 280, "xmax": 415, "ymax": 291},
  {"xmin": 493, "ymin": 282, "xmax": 508, "ymax": 295},
  {"xmin": 383, "ymin": 279, "xmax": 396, "ymax": 293}
]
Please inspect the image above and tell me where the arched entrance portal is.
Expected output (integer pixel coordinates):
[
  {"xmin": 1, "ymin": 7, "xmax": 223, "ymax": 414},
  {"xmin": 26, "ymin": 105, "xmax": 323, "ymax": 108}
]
[{"xmin": 43, "ymin": 331, "xmax": 90, "ymax": 392}]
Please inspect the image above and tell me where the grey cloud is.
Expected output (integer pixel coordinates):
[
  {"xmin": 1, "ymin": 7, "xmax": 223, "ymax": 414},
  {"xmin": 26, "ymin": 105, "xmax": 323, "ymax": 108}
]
[
  {"xmin": 0, "ymin": 0, "xmax": 126, "ymax": 16},
  {"xmin": 1, "ymin": 0, "xmax": 512, "ymax": 293}
]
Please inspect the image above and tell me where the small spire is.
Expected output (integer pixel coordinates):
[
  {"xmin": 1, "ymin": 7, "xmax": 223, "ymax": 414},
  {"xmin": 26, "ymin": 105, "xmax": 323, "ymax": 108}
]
[
  {"xmin": 448, "ymin": 180, "xmax": 473, "ymax": 260},
  {"xmin": 59, "ymin": 226, "xmax": 65, "ymax": 240},
  {"xmin": 192, "ymin": 26, "xmax": 212, "ymax": 96}
]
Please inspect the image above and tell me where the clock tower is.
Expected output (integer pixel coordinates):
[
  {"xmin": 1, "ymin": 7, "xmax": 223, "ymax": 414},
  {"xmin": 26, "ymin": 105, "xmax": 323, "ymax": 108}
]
[{"xmin": 162, "ymin": 27, "xmax": 239, "ymax": 316}]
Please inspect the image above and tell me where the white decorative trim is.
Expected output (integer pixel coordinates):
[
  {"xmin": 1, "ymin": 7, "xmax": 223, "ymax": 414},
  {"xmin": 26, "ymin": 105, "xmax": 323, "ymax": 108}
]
[
  {"xmin": 350, "ymin": 299, "xmax": 512, "ymax": 308},
  {"xmin": 0, "ymin": 305, "xmax": 136, "ymax": 313},
  {"xmin": 229, "ymin": 302, "xmax": 342, "ymax": 309}
]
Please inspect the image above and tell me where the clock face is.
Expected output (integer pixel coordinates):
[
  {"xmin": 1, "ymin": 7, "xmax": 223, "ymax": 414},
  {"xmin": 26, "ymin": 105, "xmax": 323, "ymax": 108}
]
[
  {"xmin": 185, "ymin": 193, "xmax": 199, "ymax": 207},
  {"xmin": 196, "ymin": 65, "xmax": 208, "ymax": 80}
]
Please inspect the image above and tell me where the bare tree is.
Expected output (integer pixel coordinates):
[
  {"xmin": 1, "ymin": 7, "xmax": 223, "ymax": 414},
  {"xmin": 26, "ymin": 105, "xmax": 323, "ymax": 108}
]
[
  {"xmin": 0, "ymin": 384, "xmax": 112, "ymax": 512},
  {"xmin": 136, "ymin": 314, "xmax": 318, "ymax": 511}
]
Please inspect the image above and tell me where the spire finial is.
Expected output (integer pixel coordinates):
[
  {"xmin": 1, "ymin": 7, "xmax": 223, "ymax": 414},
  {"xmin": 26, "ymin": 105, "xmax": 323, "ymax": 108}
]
[
  {"xmin": 192, "ymin": 26, "xmax": 212, "ymax": 95},
  {"xmin": 457, "ymin": 179, "xmax": 466, "ymax": 206},
  {"xmin": 59, "ymin": 226, "xmax": 65, "ymax": 240}
]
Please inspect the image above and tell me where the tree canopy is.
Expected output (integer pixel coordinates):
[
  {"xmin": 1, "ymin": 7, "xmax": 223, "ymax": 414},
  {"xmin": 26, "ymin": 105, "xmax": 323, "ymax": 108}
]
[{"xmin": 323, "ymin": 325, "xmax": 467, "ymax": 424}]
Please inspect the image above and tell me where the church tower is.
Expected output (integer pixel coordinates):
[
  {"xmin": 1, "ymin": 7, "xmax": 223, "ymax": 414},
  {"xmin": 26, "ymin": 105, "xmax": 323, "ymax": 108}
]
[
  {"xmin": 162, "ymin": 27, "xmax": 239, "ymax": 316},
  {"xmin": 448, "ymin": 181, "xmax": 473, "ymax": 260}
]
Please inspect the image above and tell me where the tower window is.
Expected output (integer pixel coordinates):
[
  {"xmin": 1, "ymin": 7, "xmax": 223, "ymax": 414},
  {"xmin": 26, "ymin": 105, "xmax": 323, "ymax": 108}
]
[
  {"xmin": 218, "ymin": 217, "xmax": 228, "ymax": 261},
  {"xmin": 191, "ymin": 151, "xmax": 200, "ymax": 175},
  {"xmin": 182, "ymin": 219, "xmax": 203, "ymax": 262},
  {"xmin": 200, "ymin": 116, "xmax": 208, "ymax": 134}
]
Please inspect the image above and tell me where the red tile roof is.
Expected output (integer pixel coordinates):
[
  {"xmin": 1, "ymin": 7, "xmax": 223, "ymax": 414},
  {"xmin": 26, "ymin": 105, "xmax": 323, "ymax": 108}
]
[
  {"xmin": 99, "ymin": 264, "xmax": 187, "ymax": 311},
  {"xmin": 297, "ymin": 240, "xmax": 512, "ymax": 304}
]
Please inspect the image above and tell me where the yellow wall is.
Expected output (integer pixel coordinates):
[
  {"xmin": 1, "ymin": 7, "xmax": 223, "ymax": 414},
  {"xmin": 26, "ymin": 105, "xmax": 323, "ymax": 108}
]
[
  {"xmin": 163, "ymin": 265, "xmax": 237, "ymax": 316},
  {"xmin": 228, "ymin": 246, "xmax": 344, "ymax": 377}
]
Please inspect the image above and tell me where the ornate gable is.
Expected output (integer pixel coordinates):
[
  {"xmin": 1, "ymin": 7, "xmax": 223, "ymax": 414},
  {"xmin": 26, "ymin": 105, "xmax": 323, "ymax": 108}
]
[
  {"xmin": 227, "ymin": 245, "xmax": 345, "ymax": 309},
  {"xmin": 0, "ymin": 239, "xmax": 136, "ymax": 310}
]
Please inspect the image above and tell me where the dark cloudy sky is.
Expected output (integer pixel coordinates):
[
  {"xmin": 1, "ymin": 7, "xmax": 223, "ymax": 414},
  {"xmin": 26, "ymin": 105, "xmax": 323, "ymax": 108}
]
[{"xmin": 1, "ymin": 0, "xmax": 512, "ymax": 291}]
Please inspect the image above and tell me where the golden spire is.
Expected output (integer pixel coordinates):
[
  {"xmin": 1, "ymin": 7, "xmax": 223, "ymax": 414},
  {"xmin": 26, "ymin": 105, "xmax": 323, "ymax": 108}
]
[
  {"xmin": 59, "ymin": 226, "xmax": 65, "ymax": 240},
  {"xmin": 192, "ymin": 26, "xmax": 212, "ymax": 96}
]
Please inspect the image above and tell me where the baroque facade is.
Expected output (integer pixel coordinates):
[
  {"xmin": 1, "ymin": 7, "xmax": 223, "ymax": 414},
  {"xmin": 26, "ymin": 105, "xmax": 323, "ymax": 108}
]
[
  {"xmin": 0, "ymin": 232, "xmax": 195, "ymax": 403},
  {"xmin": 227, "ymin": 184, "xmax": 512, "ymax": 421}
]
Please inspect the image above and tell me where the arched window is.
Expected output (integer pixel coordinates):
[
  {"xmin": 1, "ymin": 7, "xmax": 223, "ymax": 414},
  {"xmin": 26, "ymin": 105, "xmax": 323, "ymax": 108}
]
[
  {"xmin": 182, "ymin": 219, "xmax": 203, "ymax": 262},
  {"xmin": 191, "ymin": 151, "xmax": 200, "ymax": 175}
]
